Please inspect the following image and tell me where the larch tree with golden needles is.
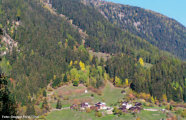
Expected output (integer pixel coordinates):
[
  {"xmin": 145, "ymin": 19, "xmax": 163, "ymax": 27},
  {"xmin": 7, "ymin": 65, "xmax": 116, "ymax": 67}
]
[
  {"xmin": 79, "ymin": 61, "xmax": 85, "ymax": 71},
  {"xmin": 162, "ymin": 94, "xmax": 167, "ymax": 103},
  {"xmin": 69, "ymin": 60, "xmax": 73, "ymax": 66},
  {"xmin": 139, "ymin": 57, "xmax": 144, "ymax": 66},
  {"xmin": 151, "ymin": 96, "xmax": 155, "ymax": 104},
  {"xmin": 125, "ymin": 78, "xmax": 129, "ymax": 86},
  {"xmin": 115, "ymin": 76, "xmax": 121, "ymax": 86}
]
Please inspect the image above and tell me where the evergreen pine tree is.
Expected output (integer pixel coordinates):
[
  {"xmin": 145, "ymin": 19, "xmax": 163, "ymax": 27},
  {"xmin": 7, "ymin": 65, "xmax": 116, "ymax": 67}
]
[
  {"xmin": 43, "ymin": 90, "xmax": 47, "ymax": 97},
  {"xmin": 63, "ymin": 74, "xmax": 68, "ymax": 83},
  {"xmin": 52, "ymin": 77, "xmax": 61, "ymax": 88},
  {"xmin": 0, "ymin": 73, "xmax": 17, "ymax": 118},
  {"xmin": 42, "ymin": 98, "xmax": 49, "ymax": 111},
  {"xmin": 183, "ymin": 87, "xmax": 186, "ymax": 103},
  {"xmin": 56, "ymin": 99, "xmax": 62, "ymax": 109}
]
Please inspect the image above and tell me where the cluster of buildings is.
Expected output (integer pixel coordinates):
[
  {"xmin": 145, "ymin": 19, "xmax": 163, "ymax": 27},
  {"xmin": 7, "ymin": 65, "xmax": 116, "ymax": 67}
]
[
  {"xmin": 70, "ymin": 102, "xmax": 109, "ymax": 111},
  {"xmin": 119, "ymin": 101, "xmax": 142, "ymax": 113},
  {"xmin": 70, "ymin": 101, "xmax": 142, "ymax": 114}
]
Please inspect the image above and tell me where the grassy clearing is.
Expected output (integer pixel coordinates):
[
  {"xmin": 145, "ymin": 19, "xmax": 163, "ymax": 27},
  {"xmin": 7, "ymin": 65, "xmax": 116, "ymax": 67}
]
[
  {"xmin": 46, "ymin": 109, "xmax": 166, "ymax": 120},
  {"xmin": 48, "ymin": 82, "xmax": 125, "ymax": 108},
  {"xmin": 143, "ymin": 106, "xmax": 166, "ymax": 109},
  {"xmin": 101, "ymin": 82, "xmax": 124, "ymax": 105},
  {"xmin": 46, "ymin": 109, "xmax": 125, "ymax": 120},
  {"xmin": 138, "ymin": 110, "xmax": 166, "ymax": 120}
]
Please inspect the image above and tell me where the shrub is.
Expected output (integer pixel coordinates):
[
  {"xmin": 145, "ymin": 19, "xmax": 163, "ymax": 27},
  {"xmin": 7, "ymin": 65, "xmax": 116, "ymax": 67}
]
[
  {"xmin": 97, "ymin": 90, "xmax": 102, "ymax": 96},
  {"xmin": 56, "ymin": 99, "xmax": 62, "ymax": 109},
  {"xmin": 52, "ymin": 77, "xmax": 61, "ymax": 88},
  {"xmin": 73, "ymin": 80, "xmax": 79, "ymax": 86},
  {"xmin": 145, "ymin": 102, "xmax": 151, "ymax": 107},
  {"xmin": 166, "ymin": 104, "xmax": 173, "ymax": 110},
  {"xmin": 143, "ymin": 102, "xmax": 146, "ymax": 106},
  {"xmin": 136, "ymin": 117, "xmax": 141, "ymax": 120},
  {"xmin": 43, "ymin": 90, "xmax": 47, "ymax": 97},
  {"xmin": 113, "ymin": 107, "xmax": 122, "ymax": 116},
  {"xmin": 86, "ymin": 108, "xmax": 91, "ymax": 113},
  {"xmin": 95, "ymin": 111, "xmax": 102, "ymax": 117},
  {"xmin": 63, "ymin": 96, "xmax": 69, "ymax": 100},
  {"xmin": 132, "ymin": 112, "xmax": 137, "ymax": 117},
  {"xmin": 91, "ymin": 94, "xmax": 94, "ymax": 97},
  {"xmin": 181, "ymin": 110, "xmax": 186, "ymax": 118},
  {"xmin": 42, "ymin": 98, "xmax": 49, "ymax": 111},
  {"xmin": 47, "ymin": 86, "xmax": 53, "ymax": 91},
  {"xmin": 170, "ymin": 105, "xmax": 173, "ymax": 111},
  {"xmin": 175, "ymin": 109, "xmax": 182, "ymax": 115}
]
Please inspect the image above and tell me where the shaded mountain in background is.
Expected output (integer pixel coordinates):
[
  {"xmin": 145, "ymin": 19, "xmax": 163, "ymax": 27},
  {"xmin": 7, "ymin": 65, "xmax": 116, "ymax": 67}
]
[
  {"xmin": 82, "ymin": 0, "xmax": 186, "ymax": 60},
  {"xmin": 51, "ymin": 0, "xmax": 165, "ymax": 62}
]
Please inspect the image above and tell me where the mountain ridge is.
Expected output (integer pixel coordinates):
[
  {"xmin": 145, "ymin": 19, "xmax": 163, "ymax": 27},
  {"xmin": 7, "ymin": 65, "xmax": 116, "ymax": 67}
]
[{"xmin": 82, "ymin": 0, "xmax": 186, "ymax": 60}]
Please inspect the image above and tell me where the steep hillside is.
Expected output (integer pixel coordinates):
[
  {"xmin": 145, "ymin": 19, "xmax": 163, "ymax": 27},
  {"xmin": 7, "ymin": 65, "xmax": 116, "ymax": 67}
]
[
  {"xmin": 0, "ymin": 0, "xmax": 88, "ymax": 105},
  {"xmin": 0, "ymin": 1, "xmax": 185, "ymax": 116},
  {"xmin": 82, "ymin": 0, "xmax": 186, "ymax": 60},
  {"xmin": 51, "ymin": 0, "xmax": 171, "ymax": 63},
  {"xmin": 51, "ymin": 0, "xmax": 185, "ymax": 102}
]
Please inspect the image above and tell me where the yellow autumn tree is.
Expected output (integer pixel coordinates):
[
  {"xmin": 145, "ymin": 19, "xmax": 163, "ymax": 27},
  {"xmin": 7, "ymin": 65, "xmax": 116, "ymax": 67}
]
[
  {"xmin": 65, "ymin": 39, "xmax": 68, "ymax": 48},
  {"xmin": 58, "ymin": 41, "xmax": 62, "ymax": 47},
  {"xmin": 53, "ymin": 75, "xmax": 56, "ymax": 80},
  {"xmin": 7, "ymin": 61, "xmax": 10, "ymax": 66},
  {"xmin": 31, "ymin": 49, "xmax": 34, "ymax": 56},
  {"xmin": 10, "ymin": 25, "xmax": 14, "ymax": 34},
  {"xmin": 70, "ymin": 68, "xmax": 80, "ymax": 86},
  {"xmin": 79, "ymin": 61, "xmax": 85, "ymax": 71},
  {"xmin": 125, "ymin": 78, "xmax": 129, "ymax": 86},
  {"xmin": 104, "ymin": 72, "xmax": 109, "ymax": 81},
  {"xmin": 0, "ymin": 24, "xmax": 3, "ymax": 28},
  {"xmin": 69, "ymin": 60, "xmax": 73, "ymax": 66},
  {"xmin": 115, "ymin": 76, "xmax": 121, "ymax": 86},
  {"xmin": 139, "ymin": 57, "xmax": 144, "ymax": 66},
  {"xmin": 16, "ymin": 8, "xmax": 21, "ymax": 18},
  {"xmin": 139, "ymin": 92, "xmax": 151, "ymax": 101},
  {"xmin": 162, "ymin": 94, "xmax": 167, "ymax": 103},
  {"xmin": 151, "ymin": 96, "xmax": 155, "ymax": 104},
  {"xmin": 74, "ymin": 60, "xmax": 78, "ymax": 64}
]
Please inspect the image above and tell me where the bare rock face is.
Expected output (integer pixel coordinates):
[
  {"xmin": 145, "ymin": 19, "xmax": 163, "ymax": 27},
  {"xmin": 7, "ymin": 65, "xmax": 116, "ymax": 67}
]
[{"xmin": 0, "ymin": 29, "xmax": 18, "ymax": 56}]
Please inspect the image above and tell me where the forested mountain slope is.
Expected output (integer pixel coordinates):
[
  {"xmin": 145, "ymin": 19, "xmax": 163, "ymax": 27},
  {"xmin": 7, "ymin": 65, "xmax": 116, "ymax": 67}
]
[
  {"xmin": 0, "ymin": 0, "xmax": 185, "ymax": 115},
  {"xmin": 52, "ymin": 0, "xmax": 162, "ymax": 58},
  {"xmin": 83, "ymin": 0, "xmax": 186, "ymax": 60},
  {"xmin": 0, "ymin": 0, "xmax": 89, "ymax": 105},
  {"xmin": 51, "ymin": 0, "xmax": 185, "ymax": 102}
]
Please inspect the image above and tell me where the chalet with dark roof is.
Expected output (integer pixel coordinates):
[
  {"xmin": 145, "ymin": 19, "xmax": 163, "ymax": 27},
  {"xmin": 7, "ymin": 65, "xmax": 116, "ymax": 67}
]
[
  {"xmin": 135, "ymin": 102, "xmax": 142, "ymax": 107},
  {"xmin": 95, "ymin": 102, "xmax": 107, "ymax": 110},
  {"xmin": 129, "ymin": 106, "xmax": 141, "ymax": 113},
  {"xmin": 119, "ymin": 105, "xmax": 127, "ymax": 113},
  {"xmin": 80, "ymin": 102, "xmax": 90, "ymax": 110}
]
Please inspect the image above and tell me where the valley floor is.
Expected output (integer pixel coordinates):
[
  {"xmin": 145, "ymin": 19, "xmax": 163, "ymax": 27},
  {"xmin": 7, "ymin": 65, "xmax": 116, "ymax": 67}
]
[{"xmin": 42, "ymin": 82, "xmax": 173, "ymax": 120}]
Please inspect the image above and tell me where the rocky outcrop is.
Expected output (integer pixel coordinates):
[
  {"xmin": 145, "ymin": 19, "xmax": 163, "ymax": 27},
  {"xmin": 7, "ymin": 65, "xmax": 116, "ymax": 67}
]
[{"xmin": 0, "ymin": 29, "xmax": 18, "ymax": 56}]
